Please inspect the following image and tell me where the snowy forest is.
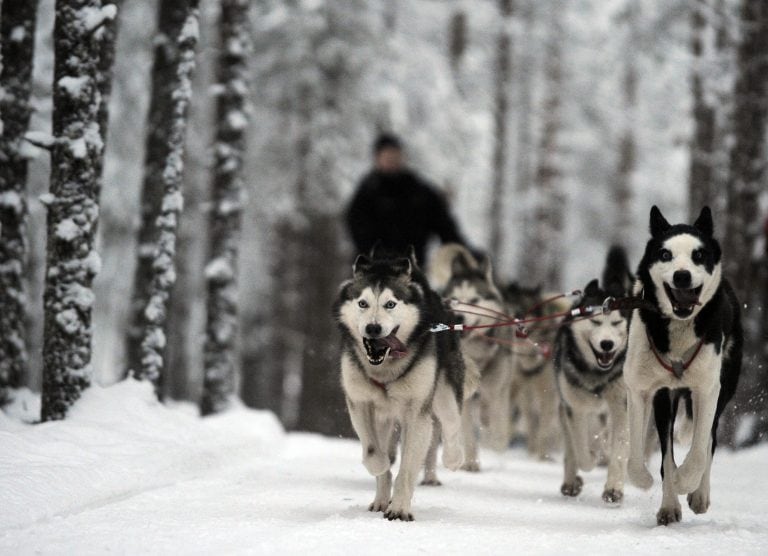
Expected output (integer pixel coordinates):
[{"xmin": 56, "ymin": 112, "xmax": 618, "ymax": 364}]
[{"xmin": 2, "ymin": 0, "xmax": 768, "ymax": 551}]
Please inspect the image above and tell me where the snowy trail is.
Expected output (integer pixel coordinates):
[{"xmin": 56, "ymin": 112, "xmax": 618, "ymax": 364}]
[{"xmin": 1, "ymin": 382, "xmax": 767, "ymax": 555}]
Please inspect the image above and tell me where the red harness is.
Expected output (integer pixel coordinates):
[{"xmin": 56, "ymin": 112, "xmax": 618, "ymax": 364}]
[
  {"xmin": 369, "ymin": 378, "xmax": 388, "ymax": 392},
  {"xmin": 646, "ymin": 330, "xmax": 705, "ymax": 379}
]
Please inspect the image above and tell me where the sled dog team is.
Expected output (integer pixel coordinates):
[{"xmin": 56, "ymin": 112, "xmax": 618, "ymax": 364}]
[{"xmin": 334, "ymin": 206, "xmax": 742, "ymax": 525}]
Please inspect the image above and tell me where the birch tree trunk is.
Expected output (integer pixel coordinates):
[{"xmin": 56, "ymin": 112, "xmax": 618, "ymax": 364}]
[
  {"xmin": 0, "ymin": 0, "xmax": 39, "ymax": 399},
  {"xmin": 41, "ymin": 0, "xmax": 117, "ymax": 421},
  {"xmin": 200, "ymin": 0, "xmax": 251, "ymax": 416},
  {"xmin": 518, "ymin": 4, "xmax": 565, "ymax": 290},
  {"xmin": 488, "ymin": 0, "xmax": 513, "ymax": 262},
  {"xmin": 126, "ymin": 0, "xmax": 199, "ymax": 390}
]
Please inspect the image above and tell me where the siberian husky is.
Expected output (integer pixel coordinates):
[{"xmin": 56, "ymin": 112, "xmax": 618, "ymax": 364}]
[
  {"xmin": 428, "ymin": 244, "xmax": 513, "ymax": 473},
  {"xmin": 335, "ymin": 250, "xmax": 478, "ymax": 521},
  {"xmin": 624, "ymin": 206, "xmax": 742, "ymax": 525},
  {"xmin": 555, "ymin": 247, "xmax": 633, "ymax": 503}
]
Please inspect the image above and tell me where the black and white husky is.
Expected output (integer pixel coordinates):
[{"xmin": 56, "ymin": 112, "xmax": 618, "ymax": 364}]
[
  {"xmin": 335, "ymin": 250, "xmax": 477, "ymax": 521},
  {"xmin": 555, "ymin": 247, "xmax": 633, "ymax": 503},
  {"xmin": 624, "ymin": 206, "xmax": 742, "ymax": 525}
]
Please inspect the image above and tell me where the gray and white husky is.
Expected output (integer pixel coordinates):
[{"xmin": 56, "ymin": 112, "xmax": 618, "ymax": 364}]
[
  {"xmin": 428, "ymin": 244, "xmax": 513, "ymax": 471},
  {"xmin": 335, "ymin": 250, "xmax": 477, "ymax": 521},
  {"xmin": 624, "ymin": 206, "xmax": 742, "ymax": 525},
  {"xmin": 555, "ymin": 247, "xmax": 633, "ymax": 503}
]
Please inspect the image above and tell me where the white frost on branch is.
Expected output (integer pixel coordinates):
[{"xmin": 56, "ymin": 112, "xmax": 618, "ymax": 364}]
[
  {"xmin": 55, "ymin": 309, "xmax": 81, "ymax": 335},
  {"xmin": 25, "ymin": 131, "xmax": 57, "ymax": 147},
  {"xmin": 70, "ymin": 137, "xmax": 88, "ymax": 159},
  {"xmin": 64, "ymin": 283, "xmax": 95, "ymax": 310},
  {"xmin": 204, "ymin": 258, "xmax": 234, "ymax": 282},
  {"xmin": 0, "ymin": 192, "xmax": 23, "ymax": 214},
  {"xmin": 78, "ymin": 4, "xmax": 118, "ymax": 32},
  {"xmin": 161, "ymin": 191, "xmax": 184, "ymax": 213},
  {"xmin": 55, "ymin": 219, "xmax": 82, "ymax": 241},
  {"xmin": 180, "ymin": 14, "xmax": 199, "ymax": 42},
  {"xmin": 226, "ymin": 110, "xmax": 248, "ymax": 131},
  {"xmin": 10, "ymin": 26, "xmax": 26, "ymax": 43},
  {"xmin": 58, "ymin": 75, "xmax": 90, "ymax": 97}
]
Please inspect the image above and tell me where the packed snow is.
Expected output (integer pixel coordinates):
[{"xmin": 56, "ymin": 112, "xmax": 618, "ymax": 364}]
[{"xmin": 1, "ymin": 380, "xmax": 767, "ymax": 555}]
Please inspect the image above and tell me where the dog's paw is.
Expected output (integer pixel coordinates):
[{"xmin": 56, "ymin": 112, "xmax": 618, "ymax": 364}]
[
  {"xmin": 368, "ymin": 497, "xmax": 390, "ymax": 513},
  {"xmin": 460, "ymin": 460, "xmax": 481, "ymax": 472},
  {"xmin": 420, "ymin": 471, "xmax": 442, "ymax": 486},
  {"xmin": 442, "ymin": 443, "xmax": 464, "ymax": 471},
  {"xmin": 627, "ymin": 461, "xmax": 654, "ymax": 490},
  {"xmin": 656, "ymin": 504, "xmax": 682, "ymax": 526},
  {"xmin": 363, "ymin": 449, "xmax": 390, "ymax": 477},
  {"xmin": 672, "ymin": 463, "xmax": 704, "ymax": 495},
  {"xmin": 384, "ymin": 502, "xmax": 414, "ymax": 522},
  {"xmin": 561, "ymin": 476, "xmax": 583, "ymax": 497},
  {"xmin": 687, "ymin": 490, "xmax": 710, "ymax": 514},
  {"xmin": 602, "ymin": 488, "xmax": 623, "ymax": 504}
]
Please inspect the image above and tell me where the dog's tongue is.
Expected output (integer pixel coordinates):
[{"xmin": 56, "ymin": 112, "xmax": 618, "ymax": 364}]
[
  {"xmin": 671, "ymin": 287, "xmax": 699, "ymax": 307},
  {"xmin": 382, "ymin": 332, "xmax": 407, "ymax": 359}
]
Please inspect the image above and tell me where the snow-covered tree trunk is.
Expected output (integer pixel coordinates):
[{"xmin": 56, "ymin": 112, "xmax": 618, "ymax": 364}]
[
  {"xmin": 518, "ymin": 4, "xmax": 565, "ymax": 290},
  {"xmin": 0, "ymin": 0, "xmax": 39, "ymax": 400},
  {"xmin": 722, "ymin": 0, "xmax": 768, "ymax": 447},
  {"xmin": 723, "ymin": 0, "xmax": 767, "ymax": 302},
  {"xmin": 488, "ymin": 0, "xmax": 513, "ymax": 263},
  {"xmin": 126, "ymin": 0, "xmax": 199, "ymax": 390},
  {"xmin": 688, "ymin": 1, "xmax": 718, "ymax": 221},
  {"xmin": 612, "ymin": 1, "xmax": 637, "ymax": 248},
  {"xmin": 41, "ymin": 0, "xmax": 117, "ymax": 421},
  {"xmin": 200, "ymin": 0, "xmax": 251, "ymax": 416}
]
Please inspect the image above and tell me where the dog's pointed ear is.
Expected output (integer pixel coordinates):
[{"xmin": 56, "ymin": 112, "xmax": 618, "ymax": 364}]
[
  {"xmin": 649, "ymin": 205, "xmax": 671, "ymax": 237},
  {"xmin": 584, "ymin": 279, "xmax": 600, "ymax": 296},
  {"xmin": 451, "ymin": 253, "xmax": 470, "ymax": 276},
  {"xmin": 392, "ymin": 257, "xmax": 412, "ymax": 280},
  {"xmin": 694, "ymin": 206, "xmax": 713, "ymax": 237},
  {"xmin": 407, "ymin": 245, "xmax": 418, "ymax": 268},
  {"xmin": 477, "ymin": 253, "xmax": 494, "ymax": 283},
  {"xmin": 353, "ymin": 255, "xmax": 371, "ymax": 278}
]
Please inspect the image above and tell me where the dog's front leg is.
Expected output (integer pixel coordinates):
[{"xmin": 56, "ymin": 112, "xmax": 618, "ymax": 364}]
[
  {"xmin": 421, "ymin": 417, "xmax": 442, "ymax": 485},
  {"xmin": 386, "ymin": 409, "xmax": 433, "ymax": 521},
  {"xmin": 627, "ymin": 389, "xmax": 654, "ymax": 489},
  {"xmin": 673, "ymin": 384, "xmax": 719, "ymax": 495},
  {"xmin": 559, "ymin": 403, "xmax": 583, "ymax": 497},
  {"xmin": 687, "ymin": 435, "xmax": 713, "ymax": 514},
  {"xmin": 562, "ymin": 404, "xmax": 595, "ymax": 472},
  {"xmin": 346, "ymin": 398, "xmax": 390, "ymax": 477},
  {"xmin": 602, "ymin": 386, "xmax": 629, "ymax": 503},
  {"xmin": 432, "ymin": 378, "xmax": 465, "ymax": 471},
  {"xmin": 460, "ymin": 394, "xmax": 480, "ymax": 471}
]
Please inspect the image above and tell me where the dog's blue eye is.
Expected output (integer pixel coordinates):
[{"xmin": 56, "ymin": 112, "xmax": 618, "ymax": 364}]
[
  {"xmin": 590, "ymin": 320, "xmax": 601, "ymax": 326},
  {"xmin": 659, "ymin": 249, "xmax": 672, "ymax": 262},
  {"xmin": 384, "ymin": 300, "xmax": 397, "ymax": 309},
  {"xmin": 692, "ymin": 249, "xmax": 704, "ymax": 263},
  {"xmin": 358, "ymin": 300, "xmax": 369, "ymax": 309}
]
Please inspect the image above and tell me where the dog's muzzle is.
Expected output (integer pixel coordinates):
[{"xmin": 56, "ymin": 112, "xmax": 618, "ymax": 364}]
[{"xmin": 362, "ymin": 326, "xmax": 407, "ymax": 365}]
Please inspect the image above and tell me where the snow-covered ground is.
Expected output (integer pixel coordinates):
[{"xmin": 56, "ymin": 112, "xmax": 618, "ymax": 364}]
[{"xmin": 1, "ymin": 380, "xmax": 767, "ymax": 555}]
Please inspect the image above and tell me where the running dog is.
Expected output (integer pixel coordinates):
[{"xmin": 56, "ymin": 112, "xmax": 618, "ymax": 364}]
[
  {"xmin": 427, "ymin": 244, "xmax": 513, "ymax": 473},
  {"xmin": 624, "ymin": 206, "xmax": 742, "ymax": 525},
  {"xmin": 555, "ymin": 247, "xmax": 633, "ymax": 503},
  {"xmin": 335, "ymin": 249, "xmax": 477, "ymax": 521}
]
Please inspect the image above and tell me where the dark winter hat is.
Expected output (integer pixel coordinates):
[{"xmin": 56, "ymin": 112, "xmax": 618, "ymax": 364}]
[{"xmin": 373, "ymin": 133, "xmax": 402, "ymax": 153}]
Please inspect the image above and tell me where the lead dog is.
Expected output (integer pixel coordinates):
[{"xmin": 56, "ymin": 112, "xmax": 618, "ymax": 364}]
[
  {"xmin": 624, "ymin": 206, "xmax": 742, "ymax": 525},
  {"xmin": 335, "ymin": 250, "xmax": 476, "ymax": 521}
]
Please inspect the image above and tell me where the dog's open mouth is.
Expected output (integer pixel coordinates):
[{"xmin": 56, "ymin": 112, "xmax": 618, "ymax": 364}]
[
  {"xmin": 664, "ymin": 283, "xmax": 702, "ymax": 318},
  {"xmin": 362, "ymin": 327, "xmax": 407, "ymax": 365},
  {"xmin": 591, "ymin": 347, "xmax": 617, "ymax": 370}
]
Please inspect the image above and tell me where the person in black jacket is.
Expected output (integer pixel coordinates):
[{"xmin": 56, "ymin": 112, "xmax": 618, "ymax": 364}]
[{"xmin": 346, "ymin": 134, "xmax": 467, "ymax": 265}]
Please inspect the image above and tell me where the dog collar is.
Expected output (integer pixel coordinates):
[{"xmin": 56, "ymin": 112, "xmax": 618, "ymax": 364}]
[
  {"xmin": 369, "ymin": 378, "xmax": 388, "ymax": 392},
  {"xmin": 646, "ymin": 330, "xmax": 704, "ymax": 379}
]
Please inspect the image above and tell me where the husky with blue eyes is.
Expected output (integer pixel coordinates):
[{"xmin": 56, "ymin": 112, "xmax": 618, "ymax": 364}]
[
  {"xmin": 555, "ymin": 247, "xmax": 633, "ymax": 504},
  {"xmin": 334, "ymin": 249, "xmax": 478, "ymax": 521},
  {"xmin": 624, "ymin": 206, "xmax": 742, "ymax": 525}
]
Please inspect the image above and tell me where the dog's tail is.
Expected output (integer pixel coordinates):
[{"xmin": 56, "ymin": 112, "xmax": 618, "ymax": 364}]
[{"xmin": 602, "ymin": 245, "xmax": 633, "ymax": 296}]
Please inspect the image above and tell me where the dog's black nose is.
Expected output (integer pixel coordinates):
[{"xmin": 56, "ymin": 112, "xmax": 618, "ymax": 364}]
[
  {"xmin": 600, "ymin": 340, "xmax": 614, "ymax": 352},
  {"xmin": 365, "ymin": 323, "xmax": 382, "ymax": 337},
  {"xmin": 673, "ymin": 270, "xmax": 692, "ymax": 289}
]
